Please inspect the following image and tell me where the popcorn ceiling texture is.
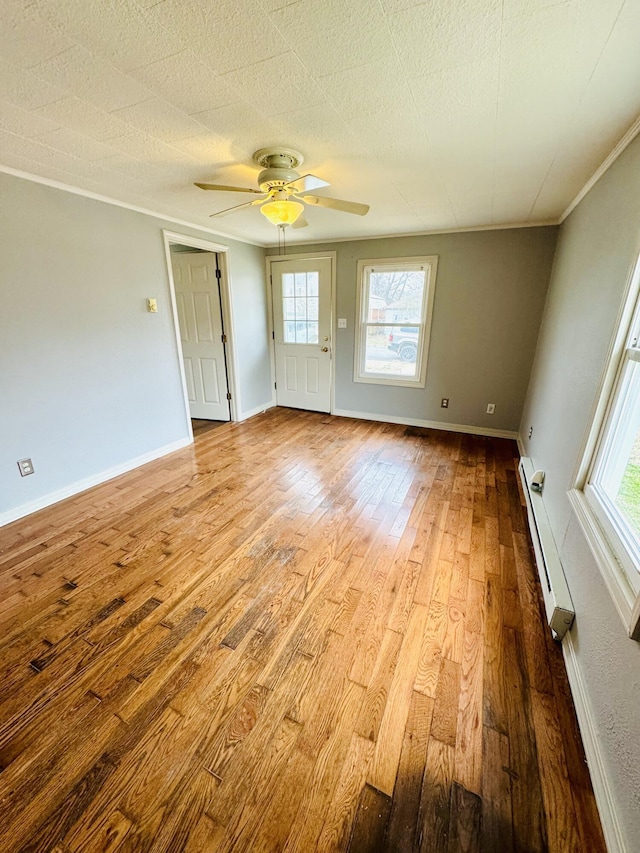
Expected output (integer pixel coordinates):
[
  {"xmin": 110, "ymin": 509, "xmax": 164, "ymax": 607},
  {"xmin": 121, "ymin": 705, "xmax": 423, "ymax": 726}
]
[{"xmin": 0, "ymin": 0, "xmax": 638, "ymax": 245}]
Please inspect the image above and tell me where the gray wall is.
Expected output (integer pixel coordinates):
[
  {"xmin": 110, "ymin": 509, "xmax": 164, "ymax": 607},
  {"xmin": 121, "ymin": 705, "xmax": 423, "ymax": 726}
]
[
  {"xmin": 270, "ymin": 227, "xmax": 557, "ymax": 433},
  {"xmin": 226, "ymin": 240, "xmax": 272, "ymax": 417},
  {"xmin": 519, "ymin": 133, "xmax": 640, "ymax": 848},
  {"xmin": 0, "ymin": 171, "xmax": 271, "ymax": 519}
]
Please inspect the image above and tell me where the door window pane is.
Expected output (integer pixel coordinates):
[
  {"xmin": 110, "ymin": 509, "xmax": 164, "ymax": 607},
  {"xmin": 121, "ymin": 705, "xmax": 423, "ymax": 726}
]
[
  {"xmin": 283, "ymin": 273, "xmax": 295, "ymax": 298},
  {"xmin": 282, "ymin": 271, "xmax": 321, "ymax": 345}
]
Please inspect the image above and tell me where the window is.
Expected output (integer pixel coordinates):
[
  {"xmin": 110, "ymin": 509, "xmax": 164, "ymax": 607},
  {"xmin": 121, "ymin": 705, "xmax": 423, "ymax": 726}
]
[
  {"xmin": 572, "ymin": 255, "xmax": 640, "ymax": 640},
  {"xmin": 282, "ymin": 270, "xmax": 319, "ymax": 344},
  {"xmin": 354, "ymin": 256, "xmax": 437, "ymax": 387}
]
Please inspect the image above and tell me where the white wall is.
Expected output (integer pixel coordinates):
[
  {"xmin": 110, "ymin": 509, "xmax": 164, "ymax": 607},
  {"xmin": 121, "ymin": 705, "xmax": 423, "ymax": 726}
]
[
  {"xmin": 0, "ymin": 172, "xmax": 271, "ymax": 522},
  {"xmin": 270, "ymin": 227, "xmax": 558, "ymax": 434},
  {"xmin": 519, "ymin": 133, "xmax": 640, "ymax": 849}
]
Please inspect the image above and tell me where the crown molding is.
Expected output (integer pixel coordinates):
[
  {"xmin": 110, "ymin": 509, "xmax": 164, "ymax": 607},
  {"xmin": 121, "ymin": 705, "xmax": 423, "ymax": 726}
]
[
  {"xmin": 270, "ymin": 219, "xmax": 560, "ymax": 249},
  {"xmin": 0, "ymin": 163, "xmax": 563, "ymax": 250},
  {"xmin": 560, "ymin": 114, "xmax": 640, "ymax": 223},
  {"xmin": 0, "ymin": 164, "xmax": 265, "ymax": 247},
  {"xmin": 10, "ymin": 116, "xmax": 640, "ymax": 253}
]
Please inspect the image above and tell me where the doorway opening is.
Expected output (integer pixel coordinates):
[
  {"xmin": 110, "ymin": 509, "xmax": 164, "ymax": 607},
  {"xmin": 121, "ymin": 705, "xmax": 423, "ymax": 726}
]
[
  {"xmin": 163, "ymin": 231, "xmax": 238, "ymax": 439},
  {"xmin": 267, "ymin": 252, "xmax": 336, "ymax": 415}
]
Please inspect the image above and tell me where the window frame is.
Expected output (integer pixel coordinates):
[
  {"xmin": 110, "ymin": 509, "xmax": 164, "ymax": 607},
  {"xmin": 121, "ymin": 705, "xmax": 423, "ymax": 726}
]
[
  {"xmin": 570, "ymin": 253, "xmax": 640, "ymax": 640},
  {"xmin": 354, "ymin": 256, "xmax": 438, "ymax": 388}
]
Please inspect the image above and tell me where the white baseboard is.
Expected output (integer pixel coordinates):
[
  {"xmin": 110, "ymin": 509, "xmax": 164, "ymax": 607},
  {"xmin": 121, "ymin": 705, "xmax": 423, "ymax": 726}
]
[
  {"xmin": 0, "ymin": 437, "xmax": 192, "ymax": 528},
  {"xmin": 562, "ymin": 631, "xmax": 628, "ymax": 853},
  {"xmin": 332, "ymin": 408, "xmax": 518, "ymax": 440},
  {"xmin": 237, "ymin": 399, "xmax": 276, "ymax": 422},
  {"xmin": 517, "ymin": 434, "xmax": 527, "ymax": 457}
]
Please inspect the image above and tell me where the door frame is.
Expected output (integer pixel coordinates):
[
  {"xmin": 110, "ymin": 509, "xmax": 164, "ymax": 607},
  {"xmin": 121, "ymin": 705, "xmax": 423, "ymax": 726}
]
[
  {"xmin": 163, "ymin": 230, "xmax": 240, "ymax": 432},
  {"xmin": 266, "ymin": 251, "xmax": 337, "ymax": 414}
]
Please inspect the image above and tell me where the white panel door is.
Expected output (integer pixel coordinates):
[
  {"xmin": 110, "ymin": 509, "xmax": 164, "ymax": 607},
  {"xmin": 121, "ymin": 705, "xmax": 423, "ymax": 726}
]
[
  {"xmin": 171, "ymin": 252, "xmax": 230, "ymax": 421},
  {"xmin": 272, "ymin": 257, "xmax": 332, "ymax": 413}
]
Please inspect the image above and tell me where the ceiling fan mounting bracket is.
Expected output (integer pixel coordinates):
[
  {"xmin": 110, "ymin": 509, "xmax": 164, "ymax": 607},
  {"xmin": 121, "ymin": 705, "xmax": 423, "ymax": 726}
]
[{"xmin": 253, "ymin": 147, "xmax": 304, "ymax": 170}]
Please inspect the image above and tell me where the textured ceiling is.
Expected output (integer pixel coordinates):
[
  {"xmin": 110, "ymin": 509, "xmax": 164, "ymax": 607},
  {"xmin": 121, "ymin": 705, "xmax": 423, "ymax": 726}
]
[{"xmin": 1, "ymin": 0, "xmax": 639, "ymax": 246}]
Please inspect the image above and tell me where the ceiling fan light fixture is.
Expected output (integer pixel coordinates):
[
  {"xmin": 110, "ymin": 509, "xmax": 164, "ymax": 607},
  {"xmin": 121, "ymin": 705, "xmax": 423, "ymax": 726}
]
[{"xmin": 260, "ymin": 198, "xmax": 304, "ymax": 226}]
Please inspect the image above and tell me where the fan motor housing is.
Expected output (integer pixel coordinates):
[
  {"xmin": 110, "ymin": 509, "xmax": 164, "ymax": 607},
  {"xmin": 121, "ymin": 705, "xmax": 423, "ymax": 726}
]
[{"xmin": 257, "ymin": 167, "xmax": 299, "ymax": 192}]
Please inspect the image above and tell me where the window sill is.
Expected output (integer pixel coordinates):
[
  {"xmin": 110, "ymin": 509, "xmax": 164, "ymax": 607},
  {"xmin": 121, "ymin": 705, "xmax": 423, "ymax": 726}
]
[
  {"xmin": 353, "ymin": 374, "xmax": 426, "ymax": 389},
  {"xmin": 567, "ymin": 488, "xmax": 640, "ymax": 640}
]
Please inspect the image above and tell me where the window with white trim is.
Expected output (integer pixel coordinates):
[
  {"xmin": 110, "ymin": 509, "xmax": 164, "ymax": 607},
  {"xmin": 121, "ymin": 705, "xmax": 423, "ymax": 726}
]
[
  {"xmin": 354, "ymin": 256, "xmax": 437, "ymax": 387},
  {"xmin": 576, "ymin": 255, "xmax": 640, "ymax": 639}
]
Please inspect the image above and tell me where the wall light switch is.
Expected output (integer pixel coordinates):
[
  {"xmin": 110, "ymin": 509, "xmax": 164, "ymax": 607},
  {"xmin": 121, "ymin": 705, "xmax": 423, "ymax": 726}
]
[
  {"xmin": 147, "ymin": 298, "xmax": 158, "ymax": 313},
  {"xmin": 338, "ymin": 318, "xmax": 347, "ymax": 329}
]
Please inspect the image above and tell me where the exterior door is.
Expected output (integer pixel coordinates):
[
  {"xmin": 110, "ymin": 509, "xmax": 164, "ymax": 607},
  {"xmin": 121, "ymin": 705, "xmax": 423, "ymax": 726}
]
[
  {"xmin": 272, "ymin": 257, "xmax": 332, "ymax": 413},
  {"xmin": 171, "ymin": 251, "xmax": 230, "ymax": 421}
]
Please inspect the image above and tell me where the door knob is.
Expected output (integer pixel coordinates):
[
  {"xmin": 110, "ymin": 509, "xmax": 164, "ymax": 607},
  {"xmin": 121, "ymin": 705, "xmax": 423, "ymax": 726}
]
[{"xmin": 321, "ymin": 346, "xmax": 329, "ymax": 352}]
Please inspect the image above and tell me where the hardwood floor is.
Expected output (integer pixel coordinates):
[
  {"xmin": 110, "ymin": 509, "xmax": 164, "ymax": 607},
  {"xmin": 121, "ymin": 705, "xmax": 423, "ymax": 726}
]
[
  {"xmin": 191, "ymin": 418, "xmax": 228, "ymax": 436},
  {"xmin": 0, "ymin": 408, "xmax": 606, "ymax": 852}
]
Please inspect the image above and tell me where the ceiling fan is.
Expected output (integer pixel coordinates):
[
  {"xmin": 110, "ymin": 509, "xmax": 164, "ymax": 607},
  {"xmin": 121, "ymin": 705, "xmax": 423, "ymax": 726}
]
[{"xmin": 195, "ymin": 147, "xmax": 369, "ymax": 228}]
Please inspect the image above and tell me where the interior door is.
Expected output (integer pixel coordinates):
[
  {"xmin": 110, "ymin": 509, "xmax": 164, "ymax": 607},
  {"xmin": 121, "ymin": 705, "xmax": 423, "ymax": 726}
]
[
  {"xmin": 272, "ymin": 257, "xmax": 332, "ymax": 413},
  {"xmin": 171, "ymin": 251, "xmax": 230, "ymax": 421}
]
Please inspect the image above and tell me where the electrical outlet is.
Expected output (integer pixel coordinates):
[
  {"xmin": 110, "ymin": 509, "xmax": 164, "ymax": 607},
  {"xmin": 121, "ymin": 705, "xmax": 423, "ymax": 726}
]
[
  {"xmin": 486, "ymin": 403, "xmax": 495, "ymax": 414},
  {"xmin": 441, "ymin": 398, "xmax": 449, "ymax": 408},
  {"xmin": 18, "ymin": 458, "xmax": 34, "ymax": 476},
  {"xmin": 528, "ymin": 426, "xmax": 534, "ymax": 439}
]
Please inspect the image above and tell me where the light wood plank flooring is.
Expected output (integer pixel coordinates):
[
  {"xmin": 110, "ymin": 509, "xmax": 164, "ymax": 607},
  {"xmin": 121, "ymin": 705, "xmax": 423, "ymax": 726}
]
[
  {"xmin": 0, "ymin": 408, "xmax": 606, "ymax": 852},
  {"xmin": 191, "ymin": 418, "xmax": 227, "ymax": 437}
]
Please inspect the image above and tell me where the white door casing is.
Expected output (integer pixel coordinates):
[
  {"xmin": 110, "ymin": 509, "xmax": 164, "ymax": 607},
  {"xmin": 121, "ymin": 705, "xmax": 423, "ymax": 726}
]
[
  {"xmin": 171, "ymin": 251, "xmax": 230, "ymax": 421},
  {"xmin": 271, "ymin": 257, "xmax": 332, "ymax": 413}
]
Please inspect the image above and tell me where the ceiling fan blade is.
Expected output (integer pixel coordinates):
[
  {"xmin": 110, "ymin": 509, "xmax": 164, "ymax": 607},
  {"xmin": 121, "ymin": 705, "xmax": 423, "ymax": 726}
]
[
  {"xmin": 195, "ymin": 182, "xmax": 263, "ymax": 194},
  {"xmin": 291, "ymin": 216, "xmax": 309, "ymax": 229},
  {"xmin": 301, "ymin": 194, "xmax": 369, "ymax": 216},
  {"xmin": 285, "ymin": 173, "xmax": 330, "ymax": 193},
  {"xmin": 209, "ymin": 196, "xmax": 267, "ymax": 217}
]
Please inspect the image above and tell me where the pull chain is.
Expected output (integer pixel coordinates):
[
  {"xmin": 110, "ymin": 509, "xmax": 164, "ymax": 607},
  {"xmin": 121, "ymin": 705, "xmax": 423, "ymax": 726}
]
[{"xmin": 278, "ymin": 224, "xmax": 287, "ymax": 254}]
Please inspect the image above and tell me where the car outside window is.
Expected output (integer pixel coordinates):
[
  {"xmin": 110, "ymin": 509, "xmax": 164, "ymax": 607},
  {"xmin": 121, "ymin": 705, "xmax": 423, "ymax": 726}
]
[{"xmin": 354, "ymin": 257, "xmax": 437, "ymax": 388}]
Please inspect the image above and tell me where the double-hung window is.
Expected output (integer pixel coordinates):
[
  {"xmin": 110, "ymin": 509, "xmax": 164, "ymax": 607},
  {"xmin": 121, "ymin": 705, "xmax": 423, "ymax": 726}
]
[
  {"xmin": 354, "ymin": 256, "xmax": 437, "ymax": 387},
  {"xmin": 574, "ymin": 255, "xmax": 640, "ymax": 639}
]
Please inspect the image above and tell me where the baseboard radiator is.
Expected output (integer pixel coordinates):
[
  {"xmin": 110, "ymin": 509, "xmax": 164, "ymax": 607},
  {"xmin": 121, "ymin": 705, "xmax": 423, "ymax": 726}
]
[{"xmin": 518, "ymin": 457, "xmax": 575, "ymax": 640}]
